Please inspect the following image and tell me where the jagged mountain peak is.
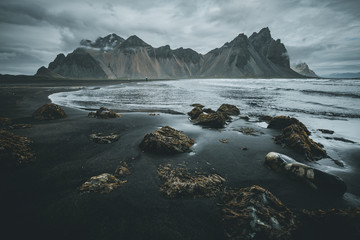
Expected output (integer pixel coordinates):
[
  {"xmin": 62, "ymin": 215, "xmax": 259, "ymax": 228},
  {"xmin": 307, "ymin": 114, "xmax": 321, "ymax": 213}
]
[
  {"xmin": 80, "ymin": 33, "xmax": 125, "ymax": 51},
  {"xmin": 120, "ymin": 35, "xmax": 151, "ymax": 48}
]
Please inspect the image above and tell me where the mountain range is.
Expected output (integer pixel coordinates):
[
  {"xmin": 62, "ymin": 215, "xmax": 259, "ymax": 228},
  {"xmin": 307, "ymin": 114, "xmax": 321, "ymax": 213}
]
[{"xmin": 36, "ymin": 27, "xmax": 302, "ymax": 79}]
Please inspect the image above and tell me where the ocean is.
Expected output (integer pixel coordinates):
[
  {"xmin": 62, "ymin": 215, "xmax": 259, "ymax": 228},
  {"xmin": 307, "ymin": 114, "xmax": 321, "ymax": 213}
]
[{"xmin": 49, "ymin": 78, "xmax": 360, "ymax": 143}]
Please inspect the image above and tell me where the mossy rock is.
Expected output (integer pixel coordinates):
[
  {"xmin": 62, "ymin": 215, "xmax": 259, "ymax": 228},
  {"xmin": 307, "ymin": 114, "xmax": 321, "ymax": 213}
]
[
  {"xmin": 275, "ymin": 124, "xmax": 327, "ymax": 160},
  {"xmin": 187, "ymin": 106, "xmax": 203, "ymax": 119},
  {"xmin": 88, "ymin": 107, "xmax": 121, "ymax": 119},
  {"xmin": 0, "ymin": 130, "xmax": 34, "ymax": 168},
  {"xmin": 32, "ymin": 103, "xmax": 67, "ymax": 120},
  {"xmin": 79, "ymin": 173, "xmax": 126, "ymax": 194},
  {"xmin": 268, "ymin": 116, "xmax": 310, "ymax": 135},
  {"xmin": 193, "ymin": 112, "xmax": 226, "ymax": 128},
  {"xmin": 140, "ymin": 126, "xmax": 194, "ymax": 153},
  {"xmin": 217, "ymin": 104, "xmax": 240, "ymax": 115}
]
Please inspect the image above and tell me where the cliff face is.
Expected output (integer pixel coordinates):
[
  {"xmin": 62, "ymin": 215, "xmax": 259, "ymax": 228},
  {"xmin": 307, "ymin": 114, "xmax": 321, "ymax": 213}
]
[
  {"xmin": 291, "ymin": 62, "xmax": 318, "ymax": 78},
  {"xmin": 38, "ymin": 28, "xmax": 302, "ymax": 79}
]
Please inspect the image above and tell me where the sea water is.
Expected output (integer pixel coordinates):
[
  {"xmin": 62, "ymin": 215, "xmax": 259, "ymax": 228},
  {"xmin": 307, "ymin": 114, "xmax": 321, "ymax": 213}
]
[{"xmin": 49, "ymin": 78, "xmax": 360, "ymax": 143}]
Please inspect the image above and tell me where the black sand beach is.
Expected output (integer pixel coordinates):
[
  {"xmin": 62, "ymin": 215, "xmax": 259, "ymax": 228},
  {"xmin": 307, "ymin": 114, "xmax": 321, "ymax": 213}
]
[{"xmin": 1, "ymin": 78, "xmax": 360, "ymax": 239}]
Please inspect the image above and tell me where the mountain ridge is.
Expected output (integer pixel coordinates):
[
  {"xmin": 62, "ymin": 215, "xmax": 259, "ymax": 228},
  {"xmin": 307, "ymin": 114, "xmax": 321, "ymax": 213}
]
[{"xmin": 37, "ymin": 28, "xmax": 303, "ymax": 79}]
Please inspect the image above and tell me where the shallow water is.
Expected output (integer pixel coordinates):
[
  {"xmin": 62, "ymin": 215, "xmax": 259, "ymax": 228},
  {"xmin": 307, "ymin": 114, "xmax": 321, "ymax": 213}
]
[{"xmin": 49, "ymin": 78, "xmax": 360, "ymax": 143}]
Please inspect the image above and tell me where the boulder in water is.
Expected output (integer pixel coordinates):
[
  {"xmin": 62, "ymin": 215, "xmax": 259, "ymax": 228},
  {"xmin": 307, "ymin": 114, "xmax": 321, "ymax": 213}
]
[
  {"xmin": 187, "ymin": 106, "xmax": 203, "ymax": 120},
  {"xmin": 268, "ymin": 116, "xmax": 310, "ymax": 135},
  {"xmin": 88, "ymin": 107, "xmax": 121, "ymax": 119},
  {"xmin": 217, "ymin": 104, "xmax": 240, "ymax": 116},
  {"xmin": 32, "ymin": 103, "xmax": 67, "ymax": 120},
  {"xmin": 275, "ymin": 124, "xmax": 327, "ymax": 160},
  {"xmin": 79, "ymin": 173, "xmax": 126, "ymax": 194},
  {"xmin": 193, "ymin": 112, "xmax": 226, "ymax": 128},
  {"xmin": 265, "ymin": 152, "xmax": 347, "ymax": 196},
  {"xmin": 219, "ymin": 185, "xmax": 296, "ymax": 239},
  {"xmin": 139, "ymin": 126, "xmax": 194, "ymax": 153}
]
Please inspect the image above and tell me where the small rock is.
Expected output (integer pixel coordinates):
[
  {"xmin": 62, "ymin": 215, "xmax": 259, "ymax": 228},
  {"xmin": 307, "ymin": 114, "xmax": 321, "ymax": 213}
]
[
  {"xmin": 114, "ymin": 162, "xmax": 131, "ymax": 178},
  {"xmin": 217, "ymin": 104, "xmax": 240, "ymax": 116},
  {"xmin": 268, "ymin": 116, "xmax": 310, "ymax": 135},
  {"xmin": 265, "ymin": 152, "xmax": 347, "ymax": 196},
  {"xmin": 88, "ymin": 107, "xmax": 121, "ymax": 119},
  {"xmin": 219, "ymin": 185, "xmax": 296, "ymax": 240},
  {"xmin": 318, "ymin": 129, "xmax": 334, "ymax": 134},
  {"xmin": 139, "ymin": 126, "xmax": 194, "ymax": 153},
  {"xmin": 259, "ymin": 115, "xmax": 273, "ymax": 123},
  {"xmin": 203, "ymin": 108, "xmax": 216, "ymax": 114},
  {"xmin": 187, "ymin": 106, "xmax": 203, "ymax": 120},
  {"xmin": 193, "ymin": 112, "xmax": 226, "ymax": 128},
  {"xmin": 149, "ymin": 113, "xmax": 160, "ymax": 116},
  {"xmin": 32, "ymin": 103, "xmax": 67, "ymax": 120},
  {"xmin": 237, "ymin": 127, "xmax": 264, "ymax": 136},
  {"xmin": 79, "ymin": 173, "xmax": 126, "ymax": 194},
  {"xmin": 219, "ymin": 139, "xmax": 229, "ymax": 143},
  {"xmin": 158, "ymin": 163, "xmax": 225, "ymax": 198},
  {"xmin": 275, "ymin": 124, "xmax": 327, "ymax": 160},
  {"xmin": 90, "ymin": 133, "xmax": 120, "ymax": 144},
  {"xmin": 324, "ymin": 137, "xmax": 355, "ymax": 144}
]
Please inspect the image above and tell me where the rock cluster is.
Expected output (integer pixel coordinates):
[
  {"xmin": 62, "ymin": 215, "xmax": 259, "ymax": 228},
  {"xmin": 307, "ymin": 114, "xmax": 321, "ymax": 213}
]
[
  {"xmin": 219, "ymin": 185, "xmax": 296, "ymax": 240},
  {"xmin": 157, "ymin": 163, "xmax": 225, "ymax": 198},
  {"xmin": 114, "ymin": 161, "xmax": 131, "ymax": 178},
  {"xmin": 187, "ymin": 103, "xmax": 240, "ymax": 128},
  {"xmin": 32, "ymin": 103, "xmax": 67, "ymax": 120},
  {"xmin": 88, "ymin": 107, "xmax": 121, "ymax": 119},
  {"xmin": 139, "ymin": 126, "xmax": 194, "ymax": 153},
  {"xmin": 90, "ymin": 133, "xmax": 120, "ymax": 144},
  {"xmin": 0, "ymin": 130, "xmax": 34, "ymax": 168},
  {"xmin": 268, "ymin": 116, "xmax": 327, "ymax": 161},
  {"xmin": 79, "ymin": 173, "xmax": 127, "ymax": 194},
  {"xmin": 265, "ymin": 152, "xmax": 347, "ymax": 196}
]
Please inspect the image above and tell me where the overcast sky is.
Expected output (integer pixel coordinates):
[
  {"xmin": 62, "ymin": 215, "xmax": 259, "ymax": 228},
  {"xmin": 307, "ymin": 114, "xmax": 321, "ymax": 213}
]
[{"xmin": 0, "ymin": 0, "xmax": 359, "ymax": 76}]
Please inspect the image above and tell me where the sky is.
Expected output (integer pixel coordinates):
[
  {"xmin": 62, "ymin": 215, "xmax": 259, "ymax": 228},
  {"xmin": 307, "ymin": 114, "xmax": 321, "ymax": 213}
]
[{"xmin": 0, "ymin": 0, "xmax": 359, "ymax": 76}]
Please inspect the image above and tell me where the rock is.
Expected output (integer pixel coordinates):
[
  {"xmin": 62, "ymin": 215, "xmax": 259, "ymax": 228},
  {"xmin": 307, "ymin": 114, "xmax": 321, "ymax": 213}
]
[
  {"xmin": 219, "ymin": 139, "xmax": 229, "ymax": 143},
  {"xmin": 139, "ymin": 126, "xmax": 194, "ymax": 153},
  {"xmin": 32, "ymin": 103, "xmax": 67, "ymax": 120},
  {"xmin": 187, "ymin": 106, "xmax": 203, "ymax": 120},
  {"xmin": 268, "ymin": 116, "xmax": 310, "ymax": 135},
  {"xmin": 190, "ymin": 103, "xmax": 204, "ymax": 108},
  {"xmin": 324, "ymin": 136, "xmax": 355, "ymax": 144},
  {"xmin": 295, "ymin": 208, "xmax": 360, "ymax": 239},
  {"xmin": 265, "ymin": 152, "xmax": 347, "ymax": 196},
  {"xmin": 0, "ymin": 130, "xmax": 34, "ymax": 168},
  {"xmin": 217, "ymin": 104, "xmax": 240, "ymax": 116},
  {"xmin": 203, "ymin": 108, "xmax": 216, "ymax": 114},
  {"xmin": 193, "ymin": 112, "xmax": 226, "ymax": 128},
  {"xmin": 90, "ymin": 133, "xmax": 120, "ymax": 144},
  {"xmin": 318, "ymin": 129, "xmax": 334, "ymax": 134},
  {"xmin": 259, "ymin": 115, "xmax": 273, "ymax": 123},
  {"xmin": 79, "ymin": 173, "xmax": 126, "ymax": 194},
  {"xmin": 237, "ymin": 127, "xmax": 264, "ymax": 136},
  {"xmin": 219, "ymin": 185, "xmax": 296, "ymax": 240},
  {"xmin": 157, "ymin": 163, "xmax": 225, "ymax": 198},
  {"xmin": 275, "ymin": 124, "xmax": 327, "ymax": 160},
  {"xmin": 114, "ymin": 161, "xmax": 131, "ymax": 178},
  {"xmin": 88, "ymin": 107, "xmax": 121, "ymax": 119}
]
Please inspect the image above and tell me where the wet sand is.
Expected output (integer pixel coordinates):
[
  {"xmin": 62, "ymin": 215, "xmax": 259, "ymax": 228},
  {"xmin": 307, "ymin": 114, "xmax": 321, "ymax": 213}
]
[{"xmin": 1, "ymin": 78, "xmax": 360, "ymax": 239}]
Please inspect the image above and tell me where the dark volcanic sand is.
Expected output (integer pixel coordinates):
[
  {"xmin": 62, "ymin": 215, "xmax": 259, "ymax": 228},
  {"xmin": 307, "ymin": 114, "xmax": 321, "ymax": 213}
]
[{"xmin": 1, "ymin": 78, "xmax": 360, "ymax": 239}]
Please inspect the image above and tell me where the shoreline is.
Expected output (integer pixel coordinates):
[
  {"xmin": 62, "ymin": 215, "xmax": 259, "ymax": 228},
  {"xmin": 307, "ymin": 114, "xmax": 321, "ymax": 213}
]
[{"xmin": 1, "ymin": 79, "xmax": 360, "ymax": 239}]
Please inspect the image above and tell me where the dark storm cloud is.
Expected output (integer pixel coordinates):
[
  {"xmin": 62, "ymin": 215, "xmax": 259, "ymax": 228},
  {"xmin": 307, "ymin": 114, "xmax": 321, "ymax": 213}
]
[{"xmin": 0, "ymin": 0, "xmax": 359, "ymax": 76}]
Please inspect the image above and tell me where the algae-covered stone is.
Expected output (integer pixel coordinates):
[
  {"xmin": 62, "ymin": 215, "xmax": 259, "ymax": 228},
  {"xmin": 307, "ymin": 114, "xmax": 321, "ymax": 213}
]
[
  {"xmin": 219, "ymin": 185, "xmax": 296, "ymax": 240},
  {"xmin": 32, "ymin": 103, "xmax": 67, "ymax": 120},
  {"xmin": 187, "ymin": 106, "xmax": 203, "ymax": 120},
  {"xmin": 275, "ymin": 124, "xmax": 327, "ymax": 160},
  {"xmin": 90, "ymin": 133, "xmax": 120, "ymax": 144},
  {"xmin": 88, "ymin": 107, "xmax": 121, "ymax": 119},
  {"xmin": 265, "ymin": 152, "xmax": 347, "ymax": 196},
  {"xmin": 193, "ymin": 112, "xmax": 226, "ymax": 128},
  {"xmin": 158, "ymin": 163, "xmax": 225, "ymax": 198},
  {"xmin": 0, "ymin": 130, "xmax": 34, "ymax": 168},
  {"xmin": 217, "ymin": 104, "xmax": 240, "ymax": 116},
  {"xmin": 268, "ymin": 116, "xmax": 310, "ymax": 135},
  {"xmin": 79, "ymin": 173, "xmax": 126, "ymax": 194},
  {"xmin": 139, "ymin": 126, "xmax": 194, "ymax": 153},
  {"xmin": 114, "ymin": 161, "xmax": 131, "ymax": 178}
]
